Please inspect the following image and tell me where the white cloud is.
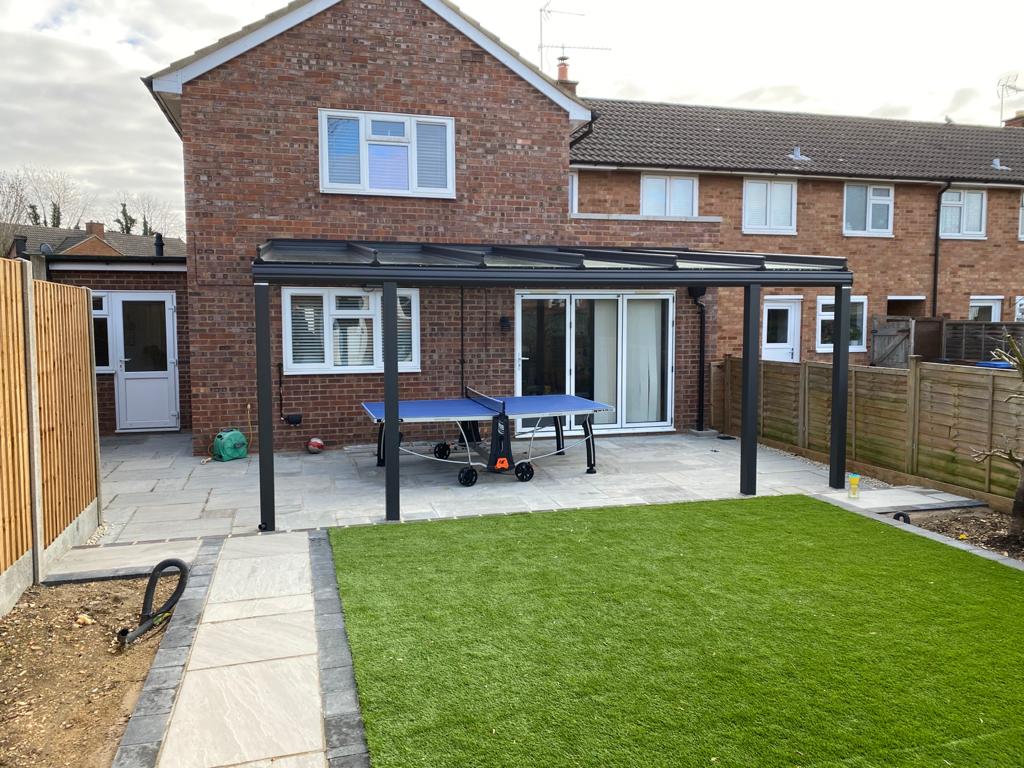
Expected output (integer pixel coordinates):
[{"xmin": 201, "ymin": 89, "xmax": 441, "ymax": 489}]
[{"xmin": 1, "ymin": 0, "xmax": 1021, "ymax": 235}]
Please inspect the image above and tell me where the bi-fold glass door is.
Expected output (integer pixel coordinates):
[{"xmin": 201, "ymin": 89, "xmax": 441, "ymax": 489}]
[{"xmin": 515, "ymin": 291, "xmax": 674, "ymax": 434}]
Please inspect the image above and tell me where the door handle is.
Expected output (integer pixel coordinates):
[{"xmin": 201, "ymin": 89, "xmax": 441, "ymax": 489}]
[{"xmin": 520, "ymin": 356, "xmax": 530, "ymax": 361}]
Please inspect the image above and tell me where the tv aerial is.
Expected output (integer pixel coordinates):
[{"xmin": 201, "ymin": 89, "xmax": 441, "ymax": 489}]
[
  {"xmin": 538, "ymin": 3, "xmax": 583, "ymax": 72},
  {"xmin": 997, "ymin": 73, "xmax": 1023, "ymax": 123}
]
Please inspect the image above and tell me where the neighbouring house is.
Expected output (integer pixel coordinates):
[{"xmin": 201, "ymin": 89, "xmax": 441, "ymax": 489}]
[
  {"xmin": 139, "ymin": 0, "xmax": 1021, "ymax": 454},
  {"xmin": 5, "ymin": 222, "xmax": 189, "ymax": 435}
]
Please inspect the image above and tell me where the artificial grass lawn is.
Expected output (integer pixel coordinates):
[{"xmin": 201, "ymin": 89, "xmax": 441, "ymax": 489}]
[{"xmin": 329, "ymin": 496, "xmax": 1024, "ymax": 767}]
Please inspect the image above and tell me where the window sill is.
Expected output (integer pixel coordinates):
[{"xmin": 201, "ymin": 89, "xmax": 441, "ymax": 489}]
[
  {"xmin": 939, "ymin": 233, "xmax": 986, "ymax": 241},
  {"xmin": 843, "ymin": 231, "xmax": 894, "ymax": 239},
  {"xmin": 284, "ymin": 366, "xmax": 422, "ymax": 376},
  {"xmin": 815, "ymin": 346, "xmax": 868, "ymax": 354},
  {"xmin": 742, "ymin": 228, "xmax": 798, "ymax": 236},
  {"xmin": 319, "ymin": 187, "xmax": 456, "ymax": 200},
  {"xmin": 570, "ymin": 212, "xmax": 722, "ymax": 223}
]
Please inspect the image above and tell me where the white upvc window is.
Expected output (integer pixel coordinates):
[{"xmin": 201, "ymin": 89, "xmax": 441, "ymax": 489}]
[
  {"xmin": 968, "ymin": 295, "xmax": 1003, "ymax": 322},
  {"xmin": 318, "ymin": 109, "xmax": 455, "ymax": 198},
  {"xmin": 569, "ymin": 171, "xmax": 579, "ymax": 214},
  {"xmin": 939, "ymin": 189, "xmax": 986, "ymax": 239},
  {"xmin": 91, "ymin": 292, "xmax": 114, "ymax": 373},
  {"xmin": 283, "ymin": 287, "xmax": 420, "ymax": 374},
  {"xmin": 640, "ymin": 174, "xmax": 698, "ymax": 217},
  {"xmin": 742, "ymin": 178, "xmax": 797, "ymax": 234},
  {"xmin": 1019, "ymin": 192, "xmax": 1024, "ymax": 240},
  {"xmin": 815, "ymin": 295, "xmax": 868, "ymax": 353},
  {"xmin": 844, "ymin": 183, "xmax": 894, "ymax": 236}
]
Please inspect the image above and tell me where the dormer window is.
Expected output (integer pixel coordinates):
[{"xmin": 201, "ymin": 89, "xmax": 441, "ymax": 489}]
[{"xmin": 318, "ymin": 109, "xmax": 455, "ymax": 199}]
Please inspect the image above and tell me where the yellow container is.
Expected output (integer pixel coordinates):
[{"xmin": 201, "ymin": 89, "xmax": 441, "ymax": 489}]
[{"xmin": 848, "ymin": 473, "xmax": 861, "ymax": 499}]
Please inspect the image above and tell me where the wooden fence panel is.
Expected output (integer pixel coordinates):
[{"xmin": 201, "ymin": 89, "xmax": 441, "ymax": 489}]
[
  {"xmin": 32, "ymin": 281, "xmax": 97, "ymax": 547},
  {"xmin": 709, "ymin": 356, "xmax": 1024, "ymax": 501},
  {"xmin": 0, "ymin": 261, "xmax": 31, "ymax": 573}
]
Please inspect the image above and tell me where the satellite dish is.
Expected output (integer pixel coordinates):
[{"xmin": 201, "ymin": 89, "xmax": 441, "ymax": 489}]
[{"xmin": 40, "ymin": 243, "xmax": 54, "ymax": 256}]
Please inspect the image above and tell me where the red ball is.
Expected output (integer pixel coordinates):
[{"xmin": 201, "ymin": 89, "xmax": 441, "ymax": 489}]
[{"xmin": 306, "ymin": 437, "xmax": 325, "ymax": 454}]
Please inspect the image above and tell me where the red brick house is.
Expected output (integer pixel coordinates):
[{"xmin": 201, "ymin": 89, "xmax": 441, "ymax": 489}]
[
  {"xmin": 6, "ymin": 222, "xmax": 189, "ymax": 434},
  {"xmin": 142, "ymin": 0, "xmax": 1023, "ymax": 453}
]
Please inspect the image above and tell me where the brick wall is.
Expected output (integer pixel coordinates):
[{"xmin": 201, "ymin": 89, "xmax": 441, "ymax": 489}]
[
  {"xmin": 48, "ymin": 270, "xmax": 191, "ymax": 434},
  {"xmin": 578, "ymin": 170, "xmax": 1024, "ymax": 362},
  {"xmin": 179, "ymin": 0, "xmax": 720, "ymax": 453}
]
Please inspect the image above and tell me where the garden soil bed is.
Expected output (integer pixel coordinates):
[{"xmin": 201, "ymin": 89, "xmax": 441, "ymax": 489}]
[
  {"xmin": 914, "ymin": 508, "xmax": 1024, "ymax": 562},
  {"xmin": 0, "ymin": 577, "xmax": 174, "ymax": 768}
]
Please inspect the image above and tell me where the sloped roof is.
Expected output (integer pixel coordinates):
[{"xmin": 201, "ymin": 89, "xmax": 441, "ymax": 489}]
[
  {"xmin": 10, "ymin": 224, "xmax": 186, "ymax": 259},
  {"xmin": 144, "ymin": 0, "xmax": 590, "ymax": 135},
  {"xmin": 572, "ymin": 98, "xmax": 1024, "ymax": 185}
]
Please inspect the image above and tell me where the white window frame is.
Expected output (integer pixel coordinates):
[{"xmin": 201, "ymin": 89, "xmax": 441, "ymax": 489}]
[
  {"xmin": 569, "ymin": 171, "xmax": 579, "ymax": 214},
  {"xmin": 318, "ymin": 109, "xmax": 455, "ymax": 199},
  {"xmin": 815, "ymin": 294, "xmax": 868, "ymax": 353},
  {"xmin": 1019, "ymin": 192, "xmax": 1024, "ymax": 241},
  {"xmin": 282, "ymin": 287, "xmax": 421, "ymax": 374},
  {"xmin": 968, "ymin": 295, "xmax": 1003, "ymax": 322},
  {"xmin": 91, "ymin": 291, "xmax": 114, "ymax": 373},
  {"xmin": 639, "ymin": 173, "xmax": 698, "ymax": 217},
  {"xmin": 742, "ymin": 178, "xmax": 797, "ymax": 235},
  {"xmin": 843, "ymin": 183, "xmax": 894, "ymax": 237},
  {"xmin": 939, "ymin": 188, "xmax": 987, "ymax": 239}
]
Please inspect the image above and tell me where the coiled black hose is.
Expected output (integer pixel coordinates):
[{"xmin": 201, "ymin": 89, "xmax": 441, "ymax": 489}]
[{"xmin": 117, "ymin": 558, "xmax": 190, "ymax": 648}]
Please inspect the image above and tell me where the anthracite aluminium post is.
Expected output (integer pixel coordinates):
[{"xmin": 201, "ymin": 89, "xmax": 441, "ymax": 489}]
[
  {"xmin": 740, "ymin": 283, "xmax": 760, "ymax": 495},
  {"xmin": 829, "ymin": 285, "xmax": 852, "ymax": 489},
  {"xmin": 255, "ymin": 282, "xmax": 276, "ymax": 531},
  {"xmin": 382, "ymin": 281, "xmax": 401, "ymax": 521}
]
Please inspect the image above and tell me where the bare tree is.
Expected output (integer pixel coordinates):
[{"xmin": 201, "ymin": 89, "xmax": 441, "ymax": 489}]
[
  {"xmin": 23, "ymin": 165, "xmax": 95, "ymax": 229},
  {"xmin": 973, "ymin": 335, "xmax": 1024, "ymax": 538},
  {"xmin": 0, "ymin": 170, "xmax": 29, "ymax": 257},
  {"xmin": 112, "ymin": 191, "xmax": 183, "ymax": 239}
]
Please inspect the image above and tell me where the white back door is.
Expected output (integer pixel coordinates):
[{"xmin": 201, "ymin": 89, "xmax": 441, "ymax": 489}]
[
  {"xmin": 762, "ymin": 299, "xmax": 801, "ymax": 362},
  {"xmin": 112, "ymin": 292, "xmax": 179, "ymax": 431}
]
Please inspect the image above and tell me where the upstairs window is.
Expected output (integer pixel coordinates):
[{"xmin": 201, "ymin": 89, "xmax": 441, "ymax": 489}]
[
  {"xmin": 844, "ymin": 184, "xmax": 893, "ymax": 236},
  {"xmin": 640, "ymin": 174, "xmax": 697, "ymax": 217},
  {"xmin": 283, "ymin": 287, "xmax": 420, "ymax": 374},
  {"xmin": 319, "ymin": 109, "xmax": 455, "ymax": 199},
  {"xmin": 940, "ymin": 189, "xmax": 986, "ymax": 238},
  {"xmin": 743, "ymin": 179, "xmax": 797, "ymax": 234}
]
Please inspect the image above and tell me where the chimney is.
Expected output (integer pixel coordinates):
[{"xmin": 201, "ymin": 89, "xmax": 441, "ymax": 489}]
[
  {"xmin": 556, "ymin": 55, "xmax": 578, "ymax": 96},
  {"xmin": 85, "ymin": 221, "xmax": 105, "ymax": 236},
  {"xmin": 1004, "ymin": 110, "xmax": 1024, "ymax": 128},
  {"xmin": 154, "ymin": 233, "xmax": 165, "ymax": 258}
]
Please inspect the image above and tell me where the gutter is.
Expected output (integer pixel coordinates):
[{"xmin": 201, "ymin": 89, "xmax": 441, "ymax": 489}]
[
  {"xmin": 932, "ymin": 180, "xmax": 952, "ymax": 316},
  {"xmin": 569, "ymin": 111, "xmax": 600, "ymax": 148}
]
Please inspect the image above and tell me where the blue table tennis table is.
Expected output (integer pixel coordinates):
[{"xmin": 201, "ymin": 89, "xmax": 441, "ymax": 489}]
[{"xmin": 362, "ymin": 388, "xmax": 613, "ymax": 486}]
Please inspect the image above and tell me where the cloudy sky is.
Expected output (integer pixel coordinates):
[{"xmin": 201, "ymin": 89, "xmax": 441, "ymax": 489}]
[{"xmin": 2, "ymin": 0, "xmax": 1022, "ymax": 236}]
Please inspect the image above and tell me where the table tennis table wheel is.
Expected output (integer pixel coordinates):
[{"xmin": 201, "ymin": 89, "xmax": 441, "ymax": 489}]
[
  {"xmin": 514, "ymin": 462, "xmax": 534, "ymax": 482},
  {"xmin": 458, "ymin": 466, "xmax": 478, "ymax": 487},
  {"xmin": 433, "ymin": 442, "xmax": 451, "ymax": 460}
]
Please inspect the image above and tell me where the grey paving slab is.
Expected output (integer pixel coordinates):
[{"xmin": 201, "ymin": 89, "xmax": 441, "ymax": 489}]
[
  {"xmin": 116, "ymin": 518, "xmax": 232, "ymax": 543},
  {"xmin": 188, "ymin": 611, "xmax": 317, "ymax": 670},
  {"xmin": 208, "ymin": 553, "xmax": 312, "ymax": 603},
  {"xmin": 46, "ymin": 540, "xmax": 201, "ymax": 580},
  {"xmin": 203, "ymin": 594, "xmax": 315, "ymax": 623}
]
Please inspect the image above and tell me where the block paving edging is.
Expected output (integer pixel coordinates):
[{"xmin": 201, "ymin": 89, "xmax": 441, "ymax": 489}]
[
  {"xmin": 309, "ymin": 530, "xmax": 371, "ymax": 767},
  {"xmin": 110, "ymin": 537, "xmax": 224, "ymax": 768}
]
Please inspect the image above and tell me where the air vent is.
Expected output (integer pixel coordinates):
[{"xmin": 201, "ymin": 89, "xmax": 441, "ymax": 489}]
[{"xmin": 460, "ymin": 49, "xmax": 484, "ymax": 63}]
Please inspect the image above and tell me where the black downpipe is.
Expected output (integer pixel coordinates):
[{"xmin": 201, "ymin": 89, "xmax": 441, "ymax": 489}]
[
  {"xmin": 932, "ymin": 181, "xmax": 952, "ymax": 317},
  {"xmin": 117, "ymin": 559, "xmax": 189, "ymax": 647},
  {"xmin": 459, "ymin": 286, "xmax": 465, "ymax": 392},
  {"xmin": 687, "ymin": 286, "xmax": 708, "ymax": 431}
]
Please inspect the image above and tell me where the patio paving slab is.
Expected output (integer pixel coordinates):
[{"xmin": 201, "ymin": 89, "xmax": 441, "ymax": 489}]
[
  {"xmin": 207, "ymin": 552, "xmax": 312, "ymax": 603},
  {"xmin": 188, "ymin": 610, "xmax": 316, "ymax": 670}
]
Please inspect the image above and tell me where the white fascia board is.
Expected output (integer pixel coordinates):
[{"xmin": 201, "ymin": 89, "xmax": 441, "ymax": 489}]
[
  {"xmin": 47, "ymin": 262, "xmax": 186, "ymax": 273},
  {"xmin": 150, "ymin": 0, "xmax": 591, "ymax": 122}
]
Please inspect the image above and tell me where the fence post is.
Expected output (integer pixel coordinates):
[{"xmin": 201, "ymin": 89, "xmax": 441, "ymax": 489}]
[
  {"xmin": 985, "ymin": 371, "xmax": 995, "ymax": 493},
  {"xmin": 906, "ymin": 355, "xmax": 921, "ymax": 475},
  {"xmin": 21, "ymin": 264, "xmax": 44, "ymax": 585},
  {"xmin": 850, "ymin": 367, "xmax": 857, "ymax": 461},
  {"xmin": 84, "ymin": 289, "xmax": 103, "ymax": 526},
  {"xmin": 798, "ymin": 360, "xmax": 808, "ymax": 449}
]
